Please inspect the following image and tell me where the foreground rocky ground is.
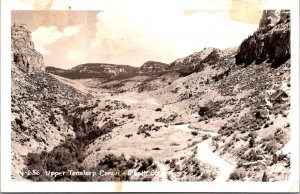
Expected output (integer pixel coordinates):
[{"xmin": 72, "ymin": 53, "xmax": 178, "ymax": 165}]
[{"xmin": 11, "ymin": 10, "xmax": 291, "ymax": 182}]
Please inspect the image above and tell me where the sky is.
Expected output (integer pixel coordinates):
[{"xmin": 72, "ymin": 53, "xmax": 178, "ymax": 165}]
[{"xmin": 12, "ymin": 9, "xmax": 260, "ymax": 69}]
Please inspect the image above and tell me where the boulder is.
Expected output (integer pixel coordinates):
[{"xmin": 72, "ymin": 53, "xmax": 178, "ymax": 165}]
[{"xmin": 198, "ymin": 106, "xmax": 209, "ymax": 117}]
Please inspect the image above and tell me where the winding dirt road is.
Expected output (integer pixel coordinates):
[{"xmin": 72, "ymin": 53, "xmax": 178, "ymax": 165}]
[
  {"xmin": 174, "ymin": 124, "xmax": 235, "ymax": 182},
  {"xmin": 196, "ymin": 138, "xmax": 235, "ymax": 182},
  {"xmin": 110, "ymin": 92, "xmax": 236, "ymax": 182}
]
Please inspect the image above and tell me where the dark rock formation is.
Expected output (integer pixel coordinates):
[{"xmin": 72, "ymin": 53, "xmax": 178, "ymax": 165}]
[
  {"xmin": 235, "ymin": 10, "xmax": 290, "ymax": 68},
  {"xmin": 11, "ymin": 24, "xmax": 44, "ymax": 72},
  {"xmin": 198, "ymin": 106, "xmax": 210, "ymax": 117}
]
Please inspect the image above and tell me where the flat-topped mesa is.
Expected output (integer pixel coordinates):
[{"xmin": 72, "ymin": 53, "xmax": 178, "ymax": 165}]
[
  {"xmin": 236, "ymin": 10, "xmax": 290, "ymax": 68},
  {"xmin": 11, "ymin": 23, "xmax": 44, "ymax": 72}
]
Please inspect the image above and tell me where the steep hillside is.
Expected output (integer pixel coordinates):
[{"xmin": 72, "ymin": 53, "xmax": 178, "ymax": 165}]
[
  {"xmin": 146, "ymin": 9, "xmax": 291, "ymax": 181},
  {"xmin": 11, "ymin": 24, "xmax": 93, "ymax": 180},
  {"xmin": 168, "ymin": 47, "xmax": 236, "ymax": 77},
  {"xmin": 235, "ymin": 10, "xmax": 290, "ymax": 68},
  {"xmin": 169, "ymin": 47, "xmax": 221, "ymax": 70}
]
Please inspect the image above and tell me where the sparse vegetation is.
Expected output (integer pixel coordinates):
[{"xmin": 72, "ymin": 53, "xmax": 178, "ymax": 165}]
[
  {"xmin": 137, "ymin": 124, "xmax": 162, "ymax": 137},
  {"xmin": 229, "ymin": 168, "xmax": 246, "ymax": 181},
  {"xmin": 155, "ymin": 113, "xmax": 178, "ymax": 123},
  {"xmin": 13, "ymin": 10, "xmax": 291, "ymax": 183},
  {"xmin": 165, "ymin": 156, "xmax": 217, "ymax": 181},
  {"xmin": 24, "ymin": 115, "xmax": 118, "ymax": 181}
]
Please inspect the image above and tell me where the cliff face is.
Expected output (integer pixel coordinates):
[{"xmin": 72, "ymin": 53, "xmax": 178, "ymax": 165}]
[
  {"xmin": 235, "ymin": 10, "xmax": 290, "ymax": 68},
  {"xmin": 11, "ymin": 24, "xmax": 44, "ymax": 72},
  {"xmin": 10, "ymin": 25, "xmax": 89, "ymax": 180}
]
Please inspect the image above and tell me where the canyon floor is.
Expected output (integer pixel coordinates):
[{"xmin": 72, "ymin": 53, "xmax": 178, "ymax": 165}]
[
  {"xmin": 11, "ymin": 57, "xmax": 291, "ymax": 182},
  {"xmin": 11, "ymin": 10, "xmax": 291, "ymax": 182}
]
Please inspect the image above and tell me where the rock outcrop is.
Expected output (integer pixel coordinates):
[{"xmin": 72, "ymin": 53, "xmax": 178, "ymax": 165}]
[
  {"xmin": 235, "ymin": 10, "xmax": 290, "ymax": 67},
  {"xmin": 139, "ymin": 61, "xmax": 169, "ymax": 74},
  {"xmin": 11, "ymin": 24, "xmax": 44, "ymax": 72},
  {"xmin": 169, "ymin": 47, "xmax": 221, "ymax": 71},
  {"xmin": 167, "ymin": 47, "xmax": 235, "ymax": 77}
]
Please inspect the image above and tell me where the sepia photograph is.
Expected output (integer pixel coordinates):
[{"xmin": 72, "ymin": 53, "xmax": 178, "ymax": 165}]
[{"xmin": 1, "ymin": 0, "xmax": 299, "ymax": 192}]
